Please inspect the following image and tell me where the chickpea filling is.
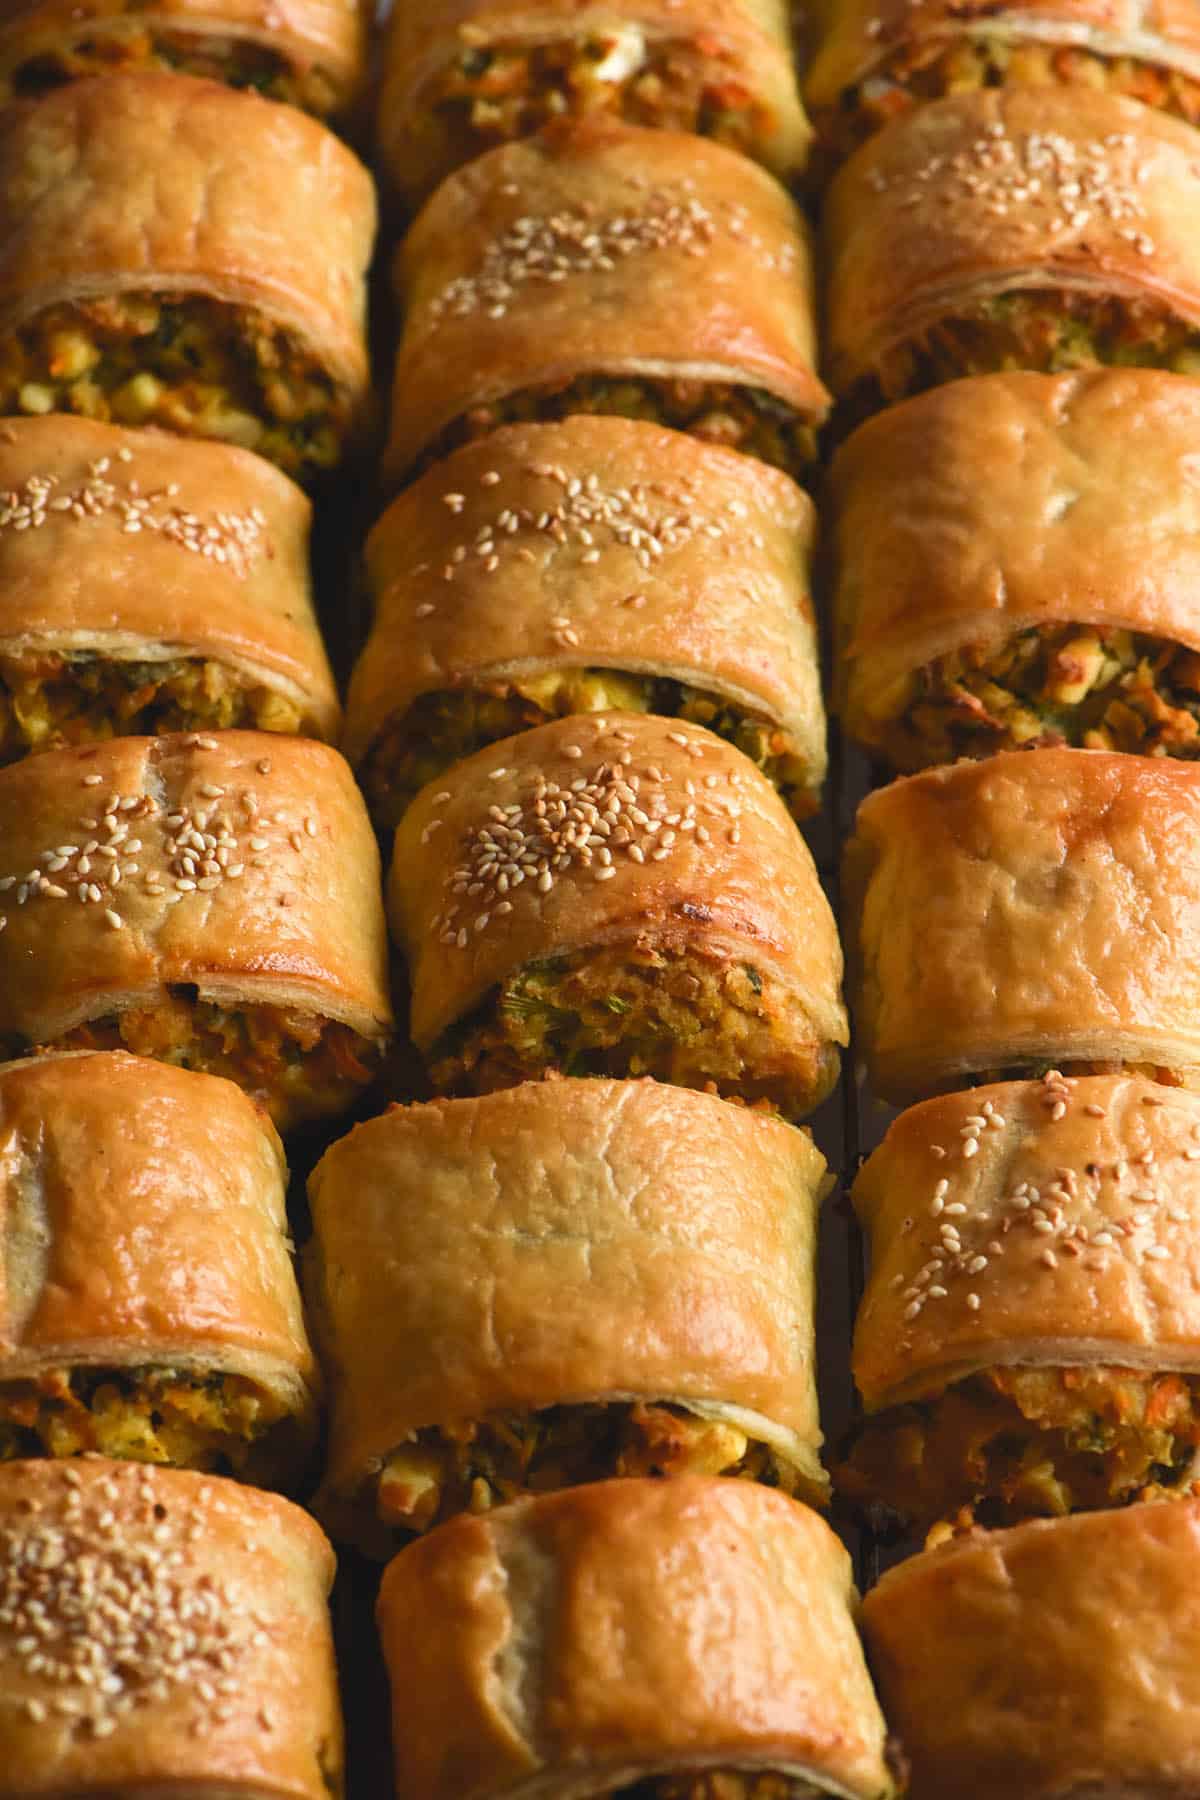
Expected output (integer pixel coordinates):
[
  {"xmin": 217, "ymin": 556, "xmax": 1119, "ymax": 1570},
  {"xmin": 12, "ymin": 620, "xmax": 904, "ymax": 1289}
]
[
  {"xmin": 428, "ymin": 33, "xmax": 773, "ymax": 168},
  {"xmin": 374, "ymin": 1402, "xmax": 802, "ymax": 1537},
  {"xmin": 427, "ymin": 945, "xmax": 839, "ymax": 1122},
  {"xmin": 427, "ymin": 378, "xmax": 817, "ymax": 483},
  {"xmin": 8, "ymin": 25, "xmax": 340, "ymax": 113},
  {"xmin": 620, "ymin": 1779, "xmax": 819, "ymax": 1800},
  {"xmin": 853, "ymin": 293, "xmax": 1200, "ymax": 421},
  {"xmin": 821, "ymin": 35, "xmax": 1200, "ymax": 155},
  {"xmin": 0, "ymin": 1364, "xmax": 299, "ymax": 1483},
  {"xmin": 0, "ymin": 295, "xmax": 348, "ymax": 483},
  {"xmin": 880, "ymin": 625, "xmax": 1200, "ymax": 770},
  {"xmin": 362, "ymin": 672, "xmax": 815, "ymax": 835},
  {"xmin": 0, "ymin": 651, "xmax": 307, "ymax": 766},
  {"xmin": 12, "ymin": 994, "xmax": 382, "ymax": 1132},
  {"xmin": 835, "ymin": 1366, "xmax": 1200, "ymax": 1535}
]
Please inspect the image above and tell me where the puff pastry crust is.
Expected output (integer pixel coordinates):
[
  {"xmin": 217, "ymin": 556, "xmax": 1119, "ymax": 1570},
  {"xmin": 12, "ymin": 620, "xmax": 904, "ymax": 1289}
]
[
  {"xmin": 377, "ymin": 0, "xmax": 811, "ymax": 206},
  {"xmin": 377, "ymin": 1477, "xmax": 897, "ymax": 1800},
  {"xmin": 0, "ymin": 1457, "xmax": 342, "ymax": 1797},
  {"xmin": 845, "ymin": 749, "xmax": 1200, "ymax": 1103},
  {"xmin": 384, "ymin": 117, "xmax": 827, "ymax": 488},
  {"xmin": 0, "ymin": 415, "xmax": 339, "ymax": 749},
  {"xmin": 863, "ymin": 1500, "xmax": 1200, "ymax": 1799},
  {"xmin": 306, "ymin": 1078, "xmax": 829, "ymax": 1549},
  {"xmin": 346, "ymin": 416, "xmax": 824, "ymax": 824},
  {"xmin": 389, "ymin": 711, "xmax": 847, "ymax": 1119}
]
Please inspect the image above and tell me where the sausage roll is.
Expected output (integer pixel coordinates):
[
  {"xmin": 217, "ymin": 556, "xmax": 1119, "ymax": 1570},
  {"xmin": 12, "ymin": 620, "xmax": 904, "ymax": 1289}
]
[
  {"xmin": 346, "ymin": 418, "xmax": 824, "ymax": 834},
  {"xmin": 0, "ymin": 415, "xmax": 338, "ymax": 761},
  {"xmin": 376, "ymin": 0, "xmax": 811, "ymax": 208},
  {"xmin": 0, "ymin": 0, "xmax": 368, "ymax": 116},
  {"xmin": 807, "ymin": 0, "xmax": 1200, "ymax": 158},
  {"xmin": 378, "ymin": 1478, "xmax": 899, "ymax": 1800},
  {"xmin": 837, "ymin": 1073, "xmax": 1200, "ymax": 1532},
  {"xmin": 384, "ymin": 118, "xmax": 828, "ymax": 489},
  {"xmin": 845, "ymin": 749, "xmax": 1200, "ymax": 1104},
  {"xmin": 0, "ymin": 75, "xmax": 374, "ymax": 484},
  {"xmin": 863, "ymin": 1500, "xmax": 1200, "ymax": 1799},
  {"xmin": 389, "ymin": 713, "xmax": 847, "ymax": 1119},
  {"xmin": 0, "ymin": 1050, "xmax": 316, "ymax": 1486},
  {"xmin": 824, "ymin": 86, "xmax": 1200, "ymax": 419},
  {"xmin": 307, "ymin": 1079, "xmax": 828, "ymax": 1552},
  {"xmin": 0, "ymin": 732, "xmax": 392, "ymax": 1130},
  {"xmin": 832, "ymin": 370, "xmax": 1200, "ymax": 770},
  {"xmin": 0, "ymin": 1458, "xmax": 342, "ymax": 1798}
]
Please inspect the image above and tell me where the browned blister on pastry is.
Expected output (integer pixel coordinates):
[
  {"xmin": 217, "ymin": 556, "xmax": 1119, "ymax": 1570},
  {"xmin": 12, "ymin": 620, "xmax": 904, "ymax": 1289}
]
[
  {"xmin": 0, "ymin": 1458, "xmax": 342, "ymax": 1797},
  {"xmin": 0, "ymin": 74, "xmax": 374, "ymax": 483},
  {"xmin": 0, "ymin": 1050, "xmax": 317, "ymax": 1487},
  {"xmin": 807, "ymin": 0, "xmax": 1200, "ymax": 158},
  {"xmin": 831, "ymin": 370, "xmax": 1200, "ymax": 769},
  {"xmin": 389, "ymin": 712, "xmax": 846, "ymax": 1120},
  {"xmin": 377, "ymin": 1478, "xmax": 898, "ymax": 1800},
  {"xmin": 0, "ymin": 0, "xmax": 368, "ymax": 116},
  {"xmin": 0, "ymin": 732, "xmax": 392, "ymax": 1130},
  {"xmin": 0, "ymin": 416, "xmax": 339, "ymax": 760},
  {"xmin": 377, "ymin": 0, "xmax": 811, "ymax": 207},
  {"xmin": 306, "ymin": 1079, "xmax": 828, "ymax": 1553},
  {"xmin": 837, "ymin": 1074, "xmax": 1200, "ymax": 1532},
  {"xmin": 824, "ymin": 86, "xmax": 1200, "ymax": 418},
  {"xmin": 384, "ymin": 117, "xmax": 827, "ymax": 488},
  {"xmin": 863, "ymin": 1500, "xmax": 1200, "ymax": 1800},
  {"xmin": 844, "ymin": 748, "xmax": 1200, "ymax": 1104},
  {"xmin": 346, "ymin": 417, "xmax": 824, "ymax": 833}
]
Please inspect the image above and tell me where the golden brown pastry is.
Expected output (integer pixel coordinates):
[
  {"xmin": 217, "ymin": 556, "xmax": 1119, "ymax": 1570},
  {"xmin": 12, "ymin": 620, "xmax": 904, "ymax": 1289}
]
[
  {"xmin": 0, "ymin": 74, "xmax": 375, "ymax": 484},
  {"xmin": 0, "ymin": 0, "xmax": 368, "ymax": 116},
  {"xmin": 824, "ymin": 85, "xmax": 1200, "ymax": 419},
  {"xmin": 306, "ymin": 1079, "xmax": 828, "ymax": 1553},
  {"xmin": 0, "ymin": 1458, "xmax": 342, "ymax": 1797},
  {"xmin": 389, "ymin": 712, "xmax": 847, "ymax": 1120},
  {"xmin": 376, "ymin": 0, "xmax": 811, "ymax": 208},
  {"xmin": 378, "ymin": 1478, "xmax": 898, "ymax": 1800},
  {"xmin": 0, "ymin": 1050, "xmax": 316, "ymax": 1486},
  {"xmin": 0, "ymin": 731, "xmax": 392, "ymax": 1130},
  {"xmin": 831, "ymin": 370, "xmax": 1200, "ymax": 769},
  {"xmin": 807, "ymin": 0, "xmax": 1200, "ymax": 157},
  {"xmin": 845, "ymin": 749, "xmax": 1200, "ymax": 1104},
  {"xmin": 0, "ymin": 415, "xmax": 338, "ymax": 759},
  {"xmin": 837, "ymin": 1073, "xmax": 1200, "ymax": 1531},
  {"xmin": 346, "ymin": 417, "xmax": 824, "ymax": 834},
  {"xmin": 384, "ymin": 117, "xmax": 828, "ymax": 489},
  {"xmin": 863, "ymin": 1500, "xmax": 1200, "ymax": 1799}
]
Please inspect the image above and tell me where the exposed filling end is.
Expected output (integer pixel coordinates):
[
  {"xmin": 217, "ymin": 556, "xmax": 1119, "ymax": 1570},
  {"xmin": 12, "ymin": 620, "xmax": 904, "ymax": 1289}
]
[
  {"xmin": 362, "ymin": 671, "xmax": 814, "ymax": 834},
  {"xmin": 427, "ymin": 378, "xmax": 816, "ymax": 482},
  {"xmin": 824, "ymin": 36, "xmax": 1200, "ymax": 155},
  {"xmin": 427, "ymin": 944, "xmax": 838, "ymax": 1122},
  {"xmin": 0, "ymin": 652, "xmax": 308, "ymax": 765},
  {"xmin": 8, "ymin": 26, "xmax": 340, "ymax": 113},
  {"xmin": 0, "ymin": 1364, "xmax": 300, "ymax": 1483},
  {"xmin": 858, "ymin": 293, "xmax": 1200, "ymax": 418},
  {"xmin": 836, "ymin": 1365, "xmax": 1200, "ymax": 1533},
  {"xmin": 882, "ymin": 625, "xmax": 1200, "ymax": 769},
  {"xmin": 429, "ymin": 33, "xmax": 774, "ymax": 169},
  {"xmin": 1, "ymin": 295, "xmax": 348, "ymax": 482},
  {"xmin": 619, "ymin": 1776, "xmax": 820, "ymax": 1799},
  {"xmin": 22, "ymin": 994, "xmax": 382, "ymax": 1132},
  {"xmin": 375, "ymin": 1401, "xmax": 803, "ymax": 1536}
]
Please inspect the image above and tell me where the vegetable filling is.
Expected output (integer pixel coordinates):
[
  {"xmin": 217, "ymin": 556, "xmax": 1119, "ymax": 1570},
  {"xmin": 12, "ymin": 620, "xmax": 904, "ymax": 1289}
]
[
  {"xmin": 362, "ymin": 672, "xmax": 814, "ymax": 833},
  {"xmin": 428, "ymin": 944, "xmax": 837, "ymax": 1121},
  {"xmin": 0, "ymin": 651, "xmax": 307, "ymax": 765},
  {"xmin": 883, "ymin": 624, "xmax": 1200, "ymax": 769},
  {"xmin": 375, "ymin": 1401, "xmax": 801, "ymax": 1536},
  {"xmin": 835, "ymin": 1365, "xmax": 1200, "ymax": 1533},
  {"xmin": 0, "ymin": 1364, "xmax": 296, "ymax": 1481},
  {"xmin": 0, "ymin": 295, "xmax": 348, "ymax": 482},
  {"xmin": 9, "ymin": 26, "xmax": 340, "ymax": 113}
]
